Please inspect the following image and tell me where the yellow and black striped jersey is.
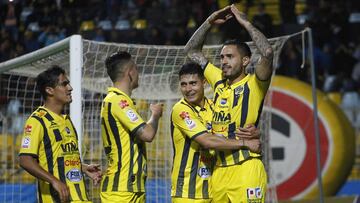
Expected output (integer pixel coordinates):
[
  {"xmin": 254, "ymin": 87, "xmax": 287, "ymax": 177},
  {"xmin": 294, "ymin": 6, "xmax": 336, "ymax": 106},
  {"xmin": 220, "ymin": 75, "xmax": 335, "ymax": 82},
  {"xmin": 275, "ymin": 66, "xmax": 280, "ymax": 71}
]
[
  {"xmin": 100, "ymin": 87, "xmax": 147, "ymax": 193},
  {"xmin": 19, "ymin": 106, "xmax": 90, "ymax": 203},
  {"xmin": 204, "ymin": 62, "xmax": 270, "ymax": 166},
  {"xmin": 171, "ymin": 98, "xmax": 215, "ymax": 199}
]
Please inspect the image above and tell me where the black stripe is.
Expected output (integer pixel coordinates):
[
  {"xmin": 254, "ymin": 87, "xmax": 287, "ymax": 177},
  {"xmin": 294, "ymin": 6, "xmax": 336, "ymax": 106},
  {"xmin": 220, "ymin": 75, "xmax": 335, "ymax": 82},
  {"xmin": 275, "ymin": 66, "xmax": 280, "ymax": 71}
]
[
  {"xmin": 44, "ymin": 112, "xmax": 54, "ymax": 121},
  {"xmin": 170, "ymin": 115, "xmax": 176, "ymax": 166},
  {"xmin": 32, "ymin": 117, "xmax": 54, "ymax": 175},
  {"xmin": 37, "ymin": 182, "xmax": 43, "ymax": 203},
  {"xmin": 107, "ymin": 103, "xmax": 122, "ymax": 191},
  {"xmin": 130, "ymin": 122, "xmax": 146, "ymax": 138},
  {"xmin": 240, "ymin": 83, "xmax": 250, "ymax": 128},
  {"xmin": 232, "ymin": 87, "xmax": 241, "ymax": 107},
  {"xmin": 219, "ymin": 151, "xmax": 227, "ymax": 166},
  {"xmin": 74, "ymin": 184, "xmax": 84, "ymax": 201},
  {"xmin": 68, "ymin": 117, "xmax": 79, "ymax": 140},
  {"xmin": 18, "ymin": 153, "xmax": 38, "ymax": 159},
  {"xmin": 109, "ymin": 90, "xmax": 124, "ymax": 96},
  {"xmin": 213, "ymin": 93, "xmax": 219, "ymax": 105},
  {"xmin": 102, "ymin": 176, "xmax": 109, "ymax": 192},
  {"xmin": 240, "ymin": 83, "xmax": 250, "ymax": 159},
  {"xmin": 191, "ymin": 131, "xmax": 208, "ymax": 140},
  {"xmin": 188, "ymin": 152, "xmax": 199, "ymax": 198},
  {"xmin": 57, "ymin": 157, "xmax": 66, "ymax": 183},
  {"xmin": 101, "ymin": 117, "xmax": 112, "ymax": 147},
  {"xmin": 127, "ymin": 137, "xmax": 135, "ymax": 192},
  {"xmin": 202, "ymin": 180, "xmax": 209, "ymax": 199},
  {"xmin": 53, "ymin": 129, "xmax": 62, "ymax": 142},
  {"xmin": 175, "ymin": 137, "xmax": 191, "ymax": 197},
  {"xmin": 49, "ymin": 186, "xmax": 61, "ymax": 202},
  {"xmin": 214, "ymin": 79, "xmax": 226, "ymax": 90},
  {"xmin": 137, "ymin": 142, "xmax": 144, "ymax": 191},
  {"xmin": 255, "ymin": 99, "xmax": 265, "ymax": 127},
  {"xmin": 228, "ymin": 123, "xmax": 240, "ymax": 163}
]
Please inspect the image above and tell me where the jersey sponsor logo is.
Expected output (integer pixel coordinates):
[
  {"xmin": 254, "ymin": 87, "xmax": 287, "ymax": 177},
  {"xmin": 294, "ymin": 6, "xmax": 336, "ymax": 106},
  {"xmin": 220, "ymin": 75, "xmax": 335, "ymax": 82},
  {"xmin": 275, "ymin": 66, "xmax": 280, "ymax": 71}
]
[
  {"xmin": 66, "ymin": 168, "xmax": 82, "ymax": 182},
  {"xmin": 25, "ymin": 125, "xmax": 32, "ymax": 134},
  {"xmin": 184, "ymin": 118, "xmax": 196, "ymax": 129},
  {"xmin": 247, "ymin": 187, "xmax": 262, "ymax": 200},
  {"xmin": 21, "ymin": 137, "xmax": 31, "ymax": 148},
  {"xmin": 197, "ymin": 166, "xmax": 211, "ymax": 178},
  {"xmin": 234, "ymin": 86, "xmax": 244, "ymax": 95},
  {"xmin": 179, "ymin": 111, "xmax": 190, "ymax": 119},
  {"xmin": 65, "ymin": 158, "xmax": 81, "ymax": 166},
  {"xmin": 126, "ymin": 110, "xmax": 138, "ymax": 122},
  {"xmin": 49, "ymin": 121, "xmax": 58, "ymax": 128},
  {"xmin": 212, "ymin": 111, "xmax": 231, "ymax": 122},
  {"xmin": 119, "ymin": 100, "xmax": 129, "ymax": 109},
  {"xmin": 61, "ymin": 141, "xmax": 79, "ymax": 153},
  {"xmin": 220, "ymin": 98, "xmax": 227, "ymax": 105}
]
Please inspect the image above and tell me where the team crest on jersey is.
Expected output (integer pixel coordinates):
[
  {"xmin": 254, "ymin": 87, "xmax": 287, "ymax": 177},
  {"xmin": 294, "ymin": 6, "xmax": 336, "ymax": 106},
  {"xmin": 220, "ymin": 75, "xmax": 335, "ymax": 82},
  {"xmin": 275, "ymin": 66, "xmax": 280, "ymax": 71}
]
[
  {"xmin": 25, "ymin": 125, "xmax": 32, "ymax": 134},
  {"xmin": 247, "ymin": 187, "xmax": 262, "ymax": 200},
  {"xmin": 206, "ymin": 122, "xmax": 212, "ymax": 130},
  {"xmin": 126, "ymin": 110, "xmax": 138, "ymax": 122},
  {"xmin": 21, "ymin": 137, "xmax": 31, "ymax": 148},
  {"xmin": 119, "ymin": 100, "xmax": 129, "ymax": 109},
  {"xmin": 234, "ymin": 86, "xmax": 244, "ymax": 95},
  {"xmin": 198, "ymin": 166, "xmax": 211, "ymax": 178},
  {"xmin": 66, "ymin": 168, "xmax": 82, "ymax": 182}
]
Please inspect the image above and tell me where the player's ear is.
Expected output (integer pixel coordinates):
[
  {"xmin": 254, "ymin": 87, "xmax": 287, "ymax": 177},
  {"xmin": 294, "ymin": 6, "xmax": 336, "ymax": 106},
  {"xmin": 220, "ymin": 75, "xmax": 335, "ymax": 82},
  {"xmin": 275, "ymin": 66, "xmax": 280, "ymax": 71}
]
[
  {"xmin": 45, "ymin": 87, "xmax": 54, "ymax": 96},
  {"xmin": 242, "ymin": 56, "xmax": 250, "ymax": 66}
]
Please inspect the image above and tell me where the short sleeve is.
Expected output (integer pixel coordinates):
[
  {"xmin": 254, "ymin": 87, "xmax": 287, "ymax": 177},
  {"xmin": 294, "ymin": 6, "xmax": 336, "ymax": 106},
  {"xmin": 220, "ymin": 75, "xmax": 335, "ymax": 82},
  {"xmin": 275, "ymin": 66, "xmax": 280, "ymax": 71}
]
[
  {"xmin": 172, "ymin": 104, "xmax": 207, "ymax": 140},
  {"xmin": 112, "ymin": 97, "xmax": 146, "ymax": 134},
  {"xmin": 19, "ymin": 117, "xmax": 44, "ymax": 158},
  {"xmin": 204, "ymin": 62, "xmax": 223, "ymax": 90}
]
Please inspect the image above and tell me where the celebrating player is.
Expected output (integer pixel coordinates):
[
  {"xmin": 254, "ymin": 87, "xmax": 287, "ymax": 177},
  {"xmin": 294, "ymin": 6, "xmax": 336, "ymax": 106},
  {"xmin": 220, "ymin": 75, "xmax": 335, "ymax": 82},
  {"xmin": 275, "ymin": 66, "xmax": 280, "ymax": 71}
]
[
  {"xmin": 100, "ymin": 51, "xmax": 163, "ymax": 202},
  {"xmin": 184, "ymin": 4, "xmax": 274, "ymax": 203},
  {"xmin": 171, "ymin": 63, "xmax": 261, "ymax": 202}
]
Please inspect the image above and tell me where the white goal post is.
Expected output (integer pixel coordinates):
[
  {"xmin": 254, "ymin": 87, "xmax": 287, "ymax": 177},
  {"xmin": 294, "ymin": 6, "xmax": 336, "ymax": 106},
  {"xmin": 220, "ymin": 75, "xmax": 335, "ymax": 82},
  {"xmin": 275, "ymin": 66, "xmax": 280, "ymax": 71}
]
[{"xmin": 0, "ymin": 33, "xmax": 292, "ymax": 202}]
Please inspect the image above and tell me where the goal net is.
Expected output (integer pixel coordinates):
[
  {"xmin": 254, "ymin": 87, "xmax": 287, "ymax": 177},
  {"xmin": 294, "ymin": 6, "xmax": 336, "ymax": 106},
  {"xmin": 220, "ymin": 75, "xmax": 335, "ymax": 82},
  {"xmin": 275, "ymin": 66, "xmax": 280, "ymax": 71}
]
[{"xmin": 0, "ymin": 35, "xmax": 288, "ymax": 203}]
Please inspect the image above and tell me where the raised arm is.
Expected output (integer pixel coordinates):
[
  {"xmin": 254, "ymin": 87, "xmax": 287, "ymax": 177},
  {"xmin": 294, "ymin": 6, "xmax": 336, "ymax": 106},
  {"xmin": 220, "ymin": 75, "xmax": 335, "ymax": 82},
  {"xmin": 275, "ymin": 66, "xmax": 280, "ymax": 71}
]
[
  {"xmin": 230, "ymin": 5, "xmax": 274, "ymax": 80},
  {"xmin": 135, "ymin": 103, "xmax": 163, "ymax": 142},
  {"xmin": 185, "ymin": 6, "xmax": 233, "ymax": 67}
]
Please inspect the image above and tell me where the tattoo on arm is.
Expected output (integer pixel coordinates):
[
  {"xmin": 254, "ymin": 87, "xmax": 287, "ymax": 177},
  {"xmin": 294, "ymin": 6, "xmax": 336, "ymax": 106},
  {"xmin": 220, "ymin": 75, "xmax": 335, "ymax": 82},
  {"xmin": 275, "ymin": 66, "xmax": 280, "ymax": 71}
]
[
  {"xmin": 247, "ymin": 24, "xmax": 273, "ymax": 60},
  {"xmin": 184, "ymin": 20, "xmax": 211, "ymax": 67}
]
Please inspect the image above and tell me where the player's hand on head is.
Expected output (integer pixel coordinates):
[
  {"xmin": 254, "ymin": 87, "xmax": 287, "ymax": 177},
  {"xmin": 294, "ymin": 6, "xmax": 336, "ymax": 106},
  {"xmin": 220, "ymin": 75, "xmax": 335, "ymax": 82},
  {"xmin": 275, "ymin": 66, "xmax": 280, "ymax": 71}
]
[
  {"xmin": 235, "ymin": 123, "xmax": 260, "ymax": 140},
  {"xmin": 245, "ymin": 139, "xmax": 261, "ymax": 154},
  {"xmin": 51, "ymin": 179, "xmax": 70, "ymax": 203},
  {"xmin": 150, "ymin": 103, "xmax": 163, "ymax": 118},
  {"xmin": 207, "ymin": 5, "xmax": 233, "ymax": 25},
  {"xmin": 230, "ymin": 4, "xmax": 249, "ymax": 25}
]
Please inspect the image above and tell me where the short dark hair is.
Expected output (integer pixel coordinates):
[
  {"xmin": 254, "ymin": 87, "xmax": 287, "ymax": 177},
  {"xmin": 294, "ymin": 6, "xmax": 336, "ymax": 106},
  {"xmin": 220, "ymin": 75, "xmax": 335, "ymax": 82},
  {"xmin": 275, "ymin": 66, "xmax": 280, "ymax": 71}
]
[
  {"xmin": 105, "ymin": 51, "xmax": 132, "ymax": 82},
  {"xmin": 179, "ymin": 62, "xmax": 204, "ymax": 79},
  {"xmin": 36, "ymin": 65, "xmax": 66, "ymax": 99},
  {"xmin": 223, "ymin": 39, "xmax": 251, "ymax": 58}
]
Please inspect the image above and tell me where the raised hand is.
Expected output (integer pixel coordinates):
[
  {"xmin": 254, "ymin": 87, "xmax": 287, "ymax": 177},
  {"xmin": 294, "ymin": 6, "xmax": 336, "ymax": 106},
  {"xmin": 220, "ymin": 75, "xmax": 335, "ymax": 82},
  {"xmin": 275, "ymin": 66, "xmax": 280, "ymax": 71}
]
[
  {"xmin": 207, "ymin": 5, "xmax": 233, "ymax": 25},
  {"xmin": 150, "ymin": 103, "xmax": 163, "ymax": 118},
  {"xmin": 230, "ymin": 4, "xmax": 250, "ymax": 26},
  {"xmin": 51, "ymin": 179, "xmax": 70, "ymax": 203}
]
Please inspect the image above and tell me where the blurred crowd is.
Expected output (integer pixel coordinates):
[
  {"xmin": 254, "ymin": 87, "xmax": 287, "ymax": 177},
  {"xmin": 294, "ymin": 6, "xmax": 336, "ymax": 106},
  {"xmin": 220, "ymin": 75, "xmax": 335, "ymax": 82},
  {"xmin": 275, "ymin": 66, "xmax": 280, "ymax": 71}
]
[{"xmin": 0, "ymin": 0, "xmax": 360, "ymax": 111}]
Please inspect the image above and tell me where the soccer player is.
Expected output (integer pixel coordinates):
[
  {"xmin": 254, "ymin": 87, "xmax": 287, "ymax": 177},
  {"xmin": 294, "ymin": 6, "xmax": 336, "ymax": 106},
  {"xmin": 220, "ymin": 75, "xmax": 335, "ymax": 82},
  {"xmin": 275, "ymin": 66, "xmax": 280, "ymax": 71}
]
[
  {"xmin": 100, "ymin": 51, "xmax": 163, "ymax": 203},
  {"xmin": 19, "ymin": 66, "xmax": 102, "ymax": 203},
  {"xmin": 184, "ymin": 5, "xmax": 274, "ymax": 203},
  {"xmin": 171, "ymin": 63, "xmax": 261, "ymax": 202}
]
